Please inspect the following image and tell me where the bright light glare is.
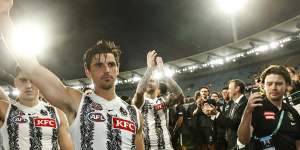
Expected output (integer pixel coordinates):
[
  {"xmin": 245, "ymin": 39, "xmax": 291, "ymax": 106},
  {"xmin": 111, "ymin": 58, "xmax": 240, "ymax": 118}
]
[
  {"xmin": 209, "ymin": 59, "xmax": 224, "ymax": 65},
  {"xmin": 153, "ymin": 71, "xmax": 162, "ymax": 80},
  {"xmin": 164, "ymin": 67, "xmax": 175, "ymax": 77},
  {"xmin": 132, "ymin": 76, "xmax": 141, "ymax": 82},
  {"xmin": 216, "ymin": 0, "xmax": 247, "ymax": 15},
  {"xmin": 269, "ymin": 42, "xmax": 279, "ymax": 49},
  {"xmin": 11, "ymin": 22, "xmax": 47, "ymax": 56},
  {"xmin": 12, "ymin": 89, "xmax": 20, "ymax": 96}
]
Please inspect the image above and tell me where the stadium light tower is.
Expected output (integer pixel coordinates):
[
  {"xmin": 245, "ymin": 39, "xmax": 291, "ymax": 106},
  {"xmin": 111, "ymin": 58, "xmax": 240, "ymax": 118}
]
[{"xmin": 216, "ymin": 0, "xmax": 248, "ymax": 42}]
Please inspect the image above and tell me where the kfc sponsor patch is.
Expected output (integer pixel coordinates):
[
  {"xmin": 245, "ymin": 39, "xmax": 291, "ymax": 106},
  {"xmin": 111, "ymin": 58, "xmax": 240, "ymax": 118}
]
[
  {"xmin": 153, "ymin": 103, "xmax": 166, "ymax": 111},
  {"xmin": 34, "ymin": 118, "xmax": 57, "ymax": 128},
  {"xmin": 112, "ymin": 117, "xmax": 136, "ymax": 133}
]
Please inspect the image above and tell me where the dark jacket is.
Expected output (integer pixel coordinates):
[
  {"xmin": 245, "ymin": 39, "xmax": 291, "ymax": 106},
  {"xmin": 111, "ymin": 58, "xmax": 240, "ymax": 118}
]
[{"xmin": 215, "ymin": 95, "xmax": 248, "ymax": 150}]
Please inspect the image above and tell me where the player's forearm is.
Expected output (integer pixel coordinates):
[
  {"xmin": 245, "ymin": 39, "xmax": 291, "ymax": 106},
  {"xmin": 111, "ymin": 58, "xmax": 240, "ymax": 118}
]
[
  {"xmin": 133, "ymin": 67, "xmax": 154, "ymax": 107},
  {"xmin": 157, "ymin": 67, "xmax": 182, "ymax": 96},
  {"xmin": 136, "ymin": 67, "xmax": 154, "ymax": 94},
  {"xmin": 165, "ymin": 78, "xmax": 182, "ymax": 96}
]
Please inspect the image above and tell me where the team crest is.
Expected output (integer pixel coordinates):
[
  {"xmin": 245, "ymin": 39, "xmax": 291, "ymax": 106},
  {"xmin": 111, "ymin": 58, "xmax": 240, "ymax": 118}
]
[
  {"xmin": 91, "ymin": 102, "xmax": 103, "ymax": 110},
  {"xmin": 120, "ymin": 107, "xmax": 128, "ymax": 116}
]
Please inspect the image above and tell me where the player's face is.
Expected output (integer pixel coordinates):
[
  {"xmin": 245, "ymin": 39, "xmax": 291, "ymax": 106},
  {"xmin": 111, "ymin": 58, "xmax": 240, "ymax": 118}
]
[
  {"xmin": 85, "ymin": 53, "xmax": 119, "ymax": 90},
  {"xmin": 146, "ymin": 79, "xmax": 158, "ymax": 93},
  {"xmin": 14, "ymin": 71, "xmax": 39, "ymax": 101}
]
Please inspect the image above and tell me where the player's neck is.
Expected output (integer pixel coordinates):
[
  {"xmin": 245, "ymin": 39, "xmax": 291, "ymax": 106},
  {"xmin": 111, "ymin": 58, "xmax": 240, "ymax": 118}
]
[
  {"xmin": 94, "ymin": 86, "xmax": 117, "ymax": 101},
  {"xmin": 18, "ymin": 97, "xmax": 40, "ymax": 107},
  {"xmin": 145, "ymin": 91, "xmax": 158, "ymax": 99}
]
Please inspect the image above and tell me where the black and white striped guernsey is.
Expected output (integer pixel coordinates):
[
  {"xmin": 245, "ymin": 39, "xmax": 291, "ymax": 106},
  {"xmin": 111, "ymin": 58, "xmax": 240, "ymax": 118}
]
[
  {"xmin": 1, "ymin": 101, "xmax": 60, "ymax": 150},
  {"xmin": 69, "ymin": 93, "xmax": 140, "ymax": 150}
]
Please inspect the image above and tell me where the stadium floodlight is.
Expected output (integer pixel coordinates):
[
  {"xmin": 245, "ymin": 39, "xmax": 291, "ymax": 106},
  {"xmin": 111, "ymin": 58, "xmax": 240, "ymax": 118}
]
[
  {"xmin": 209, "ymin": 58, "xmax": 224, "ymax": 65},
  {"xmin": 216, "ymin": 0, "xmax": 248, "ymax": 15},
  {"xmin": 132, "ymin": 75, "xmax": 141, "ymax": 82},
  {"xmin": 256, "ymin": 45, "xmax": 269, "ymax": 52},
  {"xmin": 270, "ymin": 41, "xmax": 279, "ymax": 49},
  {"xmin": 11, "ymin": 22, "xmax": 47, "ymax": 57}
]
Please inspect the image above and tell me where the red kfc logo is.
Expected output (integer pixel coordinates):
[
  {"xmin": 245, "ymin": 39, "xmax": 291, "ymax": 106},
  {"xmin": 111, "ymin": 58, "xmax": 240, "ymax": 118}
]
[
  {"xmin": 112, "ymin": 117, "xmax": 136, "ymax": 133},
  {"xmin": 153, "ymin": 103, "xmax": 166, "ymax": 111},
  {"xmin": 34, "ymin": 118, "xmax": 57, "ymax": 128}
]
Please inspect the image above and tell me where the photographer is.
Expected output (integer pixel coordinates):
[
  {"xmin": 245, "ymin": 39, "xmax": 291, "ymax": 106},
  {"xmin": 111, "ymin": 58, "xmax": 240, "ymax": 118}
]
[
  {"xmin": 285, "ymin": 66, "xmax": 300, "ymax": 113},
  {"xmin": 238, "ymin": 65, "xmax": 300, "ymax": 150}
]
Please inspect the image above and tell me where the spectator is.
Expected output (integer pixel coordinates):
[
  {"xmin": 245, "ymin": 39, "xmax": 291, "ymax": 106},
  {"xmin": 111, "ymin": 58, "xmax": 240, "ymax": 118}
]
[
  {"xmin": 238, "ymin": 65, "xmax": 300, "ymax": 150},
  {"xmin": 214, "ymin": 87, "xmax": 232, "ymax": 150},
  {"xmin": 213, "ymin": 79, "xmax": 248, "ymax": 150},
  {"xmin": 189, "ymin": 87, "xmax": 216, "ymax": 150}
]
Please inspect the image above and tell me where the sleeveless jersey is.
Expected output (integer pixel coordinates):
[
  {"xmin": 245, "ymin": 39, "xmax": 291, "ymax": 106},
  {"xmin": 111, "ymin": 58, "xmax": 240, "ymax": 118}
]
[
  {"xmin": 69, "ymin": 93, "xmax": 140, "ymax": 150},
  {"xmin": 141, "ymin": 97, "xmax": 173, "ymax": 150},
  {"xmin": 1, "ymin": 101, "xmax": 60, "ymax": 150}
]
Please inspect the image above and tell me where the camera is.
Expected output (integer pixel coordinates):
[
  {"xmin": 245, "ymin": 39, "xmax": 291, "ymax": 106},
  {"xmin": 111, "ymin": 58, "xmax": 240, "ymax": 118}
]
[{"xmin": 251, "ymin": 87, "xmax": 261, "ymax": 94}]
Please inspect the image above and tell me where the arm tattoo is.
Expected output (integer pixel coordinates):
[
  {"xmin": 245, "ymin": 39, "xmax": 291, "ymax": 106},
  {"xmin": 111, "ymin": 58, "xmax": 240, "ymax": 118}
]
[
  {"xmin": 159, "ymin": 68, "xmax": 183, "ymax": 107},
  {"xmin": 136, "ymin": 67, "xmax": 154, "ymax": 94},
  {"xmin": 165, "ymin": 78, "xmax": 182, "ymax": 96}
]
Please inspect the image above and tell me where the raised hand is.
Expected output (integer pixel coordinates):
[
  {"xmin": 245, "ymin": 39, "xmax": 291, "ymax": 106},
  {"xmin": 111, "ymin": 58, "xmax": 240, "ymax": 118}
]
[
  {"xmin": 245, "ymin": 93, "xmax": 263, "ymax": 114},
  {"xmin": 147, "ymin": 50, "xmax": 157, "ymax": 68},
  {"xmin": 0, "ymin": 0, "xmax": 13, "ymax": 16},
  {"xmin": 156, "ymin": 56, "xmax": 164, "ymax": 70}
]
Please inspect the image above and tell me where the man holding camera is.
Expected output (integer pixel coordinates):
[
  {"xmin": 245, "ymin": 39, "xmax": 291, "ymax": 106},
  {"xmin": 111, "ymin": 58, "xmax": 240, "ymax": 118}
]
[{"xmin": 238, "ymin": 65, "xmax": 300, "ymax": 150}]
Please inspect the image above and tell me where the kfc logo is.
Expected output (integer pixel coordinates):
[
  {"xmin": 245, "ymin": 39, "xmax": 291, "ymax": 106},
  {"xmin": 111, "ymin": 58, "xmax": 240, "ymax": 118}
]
[
  {"xmin": 34, "ymin": 118, "xmax": 56, "ymax": 128},
  {"xmin": 88, "ymin": 113, "xmax": 106, "ymax": 122},
  {"xmin": 112, "ymin": 117, "xmax": 136, "ymax": 133},
  {"xmin": 13, "ymin": 116, "xmax": 28, "ymax": 123},
  {"xmin": 153, "ymin": 103, "xmax": 166, "ymax": 111}
]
